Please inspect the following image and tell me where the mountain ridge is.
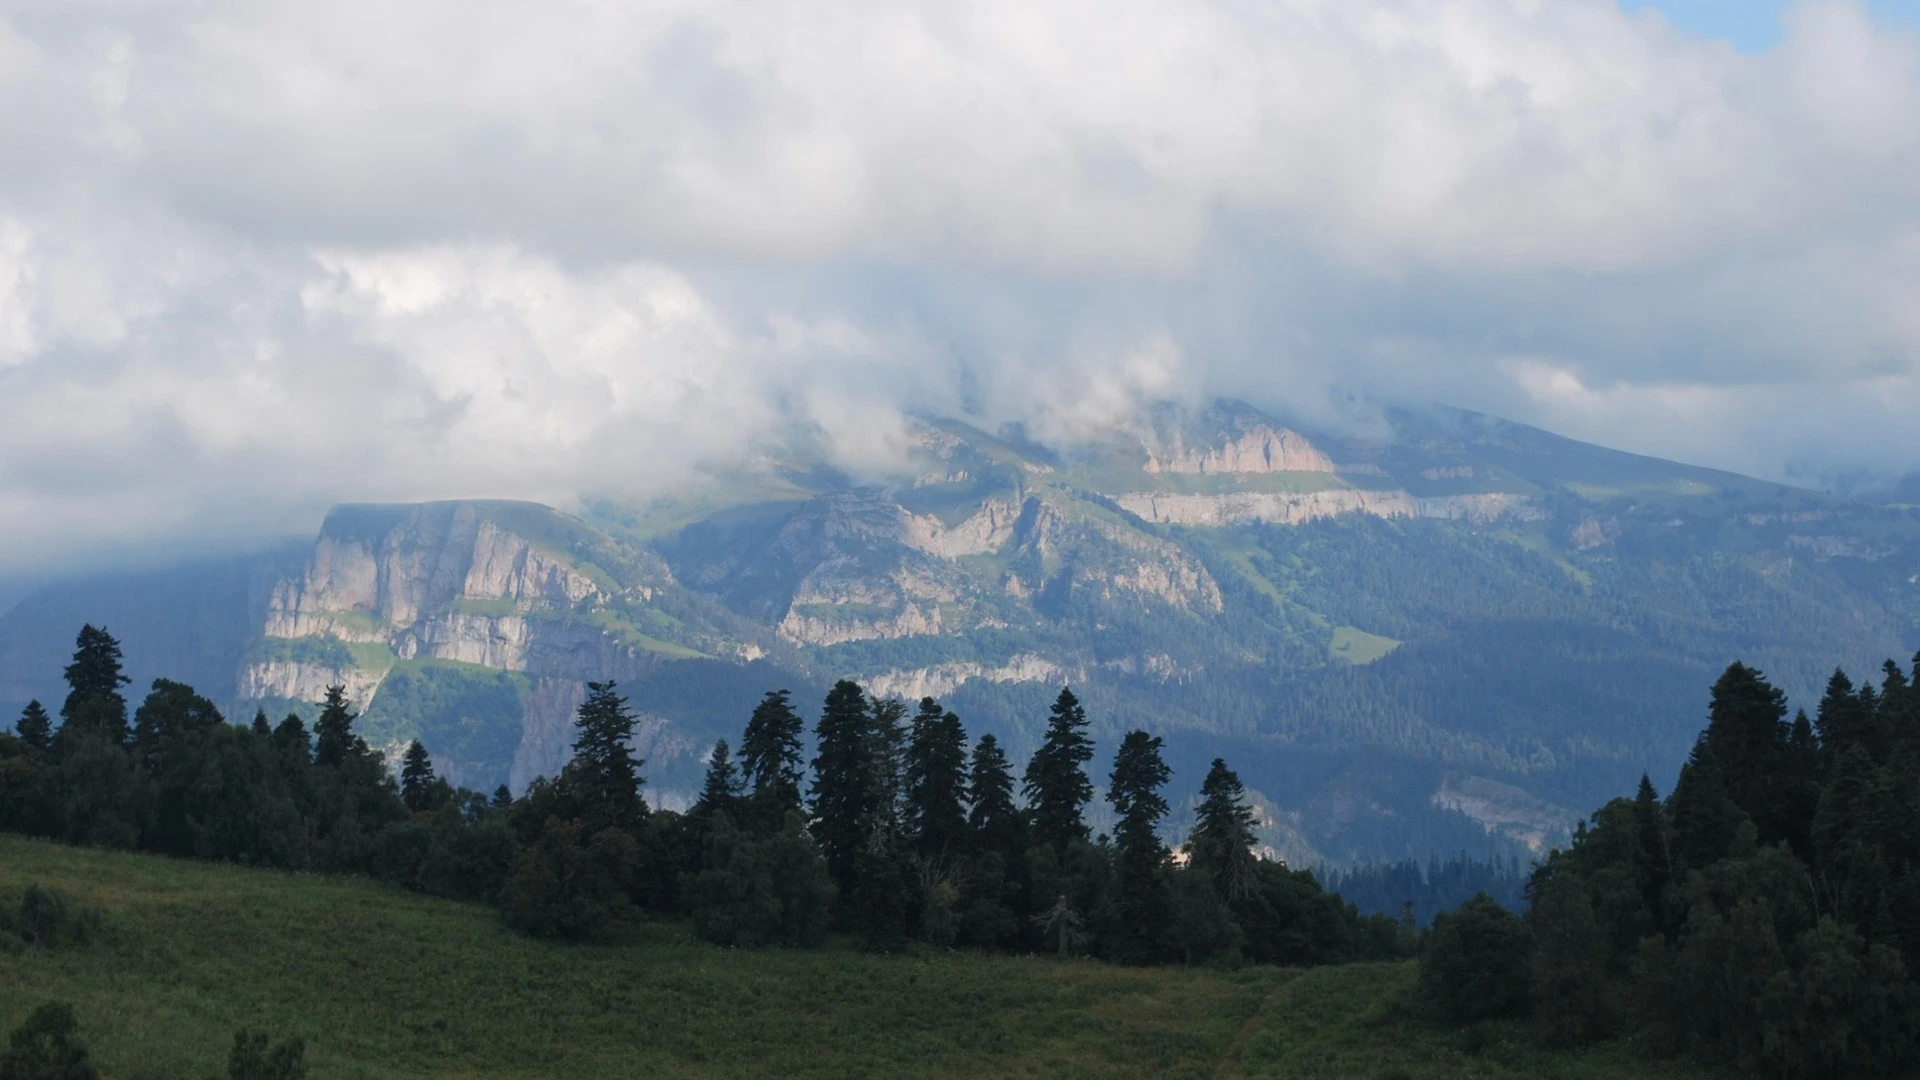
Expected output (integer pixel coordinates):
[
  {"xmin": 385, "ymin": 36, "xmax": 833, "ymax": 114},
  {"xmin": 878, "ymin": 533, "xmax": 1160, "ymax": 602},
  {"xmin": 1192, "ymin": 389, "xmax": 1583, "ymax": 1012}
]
[{"xmin": 3, "ymin": 400, "xmax": 1915, "ymax": 865}]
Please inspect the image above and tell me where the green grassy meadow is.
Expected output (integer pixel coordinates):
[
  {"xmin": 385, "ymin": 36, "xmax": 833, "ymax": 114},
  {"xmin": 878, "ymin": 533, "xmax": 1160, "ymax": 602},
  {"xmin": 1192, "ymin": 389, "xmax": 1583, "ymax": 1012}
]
[{"xmin": 0, "ymin": 836, "xmax": 1715, "ymax": 1079}]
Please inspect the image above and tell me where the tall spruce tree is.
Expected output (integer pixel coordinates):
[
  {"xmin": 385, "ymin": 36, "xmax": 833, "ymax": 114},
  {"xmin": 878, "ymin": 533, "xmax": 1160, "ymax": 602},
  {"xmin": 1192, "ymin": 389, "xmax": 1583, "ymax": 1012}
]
[
  {"xmin": 1665, "ymin": 738, "xmax": 1749, "ymax": 872},
  {"xmin": 250, "ymin": 710, "xmax": 272, "ymax": 737},
  {"xmin": 272, "ymin": 714, "xmax": 311, "ymax": 760},
  {"xmin": 696, "ymin": 739, "xmax": 742, "ymax": 817},
  {"xmin": 1816, "ymin": 668, "xmax": 1877, "ymax": 766},
  {"xmin": 567, "ymin": 680, "xmax": 646, "ymax": 835},
  {"xmin": 400, "ymin": 740, "xmax": 436, "ymax": 812},
  {"xmin": 311, "ymin": 686, "xmax": 365, "ymax": 768},
  {"xmin": 1023, "ymin": 687, "xmax": 1094, "ymax": 855},
  {"xmin": 809, "ymin": 680, "xmax": 877, "ymax": 896},
  {"xmin": 59, "ymin": 624, "xmax": 130, "ymax": 746},
  {"xmin": 858, "ymin": 696, "xmax": 912, "ymax": 945},
  {"xmin": 1632, "ymin": 774, "xmax": 1672, "ymax": 929},
  {"xmin": 1702, "ymin": 663, "xmax": 1792, "ymax": 824},
  {"xmin": 1190, "ymin": 758, "xmax": 1258, "ymax": 901},
  {"xmin": 15, "ymin": 700, "xmax": 51, "ymax": 751},
  {"xmin": 968, "ymin": 733, "xmax": 1022, "ymax": 856},
  {"xmin": 903, "ymin": 698, "xmax": 969, "ymax": 857},
  {"xmin": 739, "ymin": 689, "xmax": 806, "ymax": 827},
  {"xmin": 1106, "ymin": 730, "xmax": 1172, "ymax": 963}
]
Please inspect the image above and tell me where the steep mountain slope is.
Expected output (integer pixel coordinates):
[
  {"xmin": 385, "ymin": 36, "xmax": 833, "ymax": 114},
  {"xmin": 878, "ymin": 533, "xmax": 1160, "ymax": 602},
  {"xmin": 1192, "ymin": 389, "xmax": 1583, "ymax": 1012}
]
[{"xmin": 3, "ymin": 401, "xmax": 1916, "ymax": 860}]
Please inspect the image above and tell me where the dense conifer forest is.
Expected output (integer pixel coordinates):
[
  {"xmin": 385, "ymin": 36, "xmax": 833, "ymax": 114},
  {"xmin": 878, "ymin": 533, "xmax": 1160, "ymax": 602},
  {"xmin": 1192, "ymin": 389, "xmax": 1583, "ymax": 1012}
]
[
  {"xmin": 0, "ymin": 624, "xmax": 1407, "ymax": 968},
  {"xmin": 4, "ymin": 623, "xmax": 1919, "ymax": 1078},
  {"xmin": 1415, "ymin": 660, "xmax": 1920, "ymax": 1078}
]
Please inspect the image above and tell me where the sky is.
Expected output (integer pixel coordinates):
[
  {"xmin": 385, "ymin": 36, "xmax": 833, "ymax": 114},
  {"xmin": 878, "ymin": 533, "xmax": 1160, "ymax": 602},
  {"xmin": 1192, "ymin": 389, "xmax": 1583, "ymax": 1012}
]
[
  {"xmin": 1635, "ymin": 0, "xmax": 1919, "ymax": 50},
  {"xmin": 3, "ymin": 0, "xmax": 1920, "ymax": 579}
]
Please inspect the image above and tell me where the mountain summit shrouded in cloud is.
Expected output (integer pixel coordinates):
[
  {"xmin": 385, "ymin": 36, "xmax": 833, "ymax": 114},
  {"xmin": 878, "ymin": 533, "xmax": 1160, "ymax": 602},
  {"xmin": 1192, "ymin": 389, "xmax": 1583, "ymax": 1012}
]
[{"xmin": 3, "ymin": 0, "xmax": 1920, "ymax": 575}]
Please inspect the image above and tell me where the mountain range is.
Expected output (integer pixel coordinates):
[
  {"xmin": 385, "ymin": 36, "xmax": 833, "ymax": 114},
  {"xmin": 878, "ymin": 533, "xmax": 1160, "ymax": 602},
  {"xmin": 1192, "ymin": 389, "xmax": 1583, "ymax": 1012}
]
[{"xmin": 4, "ymin": 400, "xmax": 1916, "ymax": 866}]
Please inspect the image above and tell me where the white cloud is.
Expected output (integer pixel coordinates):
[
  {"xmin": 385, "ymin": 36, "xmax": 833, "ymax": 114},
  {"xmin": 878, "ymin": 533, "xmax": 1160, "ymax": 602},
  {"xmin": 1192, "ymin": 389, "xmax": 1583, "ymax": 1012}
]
[{"xmin": 1, "ymin": 0, "xmax": 1919, "ymax": 571}]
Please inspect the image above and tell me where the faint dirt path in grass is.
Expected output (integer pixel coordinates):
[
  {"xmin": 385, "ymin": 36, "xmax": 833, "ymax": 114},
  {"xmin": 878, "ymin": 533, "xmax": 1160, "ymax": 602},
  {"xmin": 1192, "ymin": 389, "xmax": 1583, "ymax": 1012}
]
[{"xmin": 1210, "ymin": 970, "xmax": 1298, "ymax": 1080}]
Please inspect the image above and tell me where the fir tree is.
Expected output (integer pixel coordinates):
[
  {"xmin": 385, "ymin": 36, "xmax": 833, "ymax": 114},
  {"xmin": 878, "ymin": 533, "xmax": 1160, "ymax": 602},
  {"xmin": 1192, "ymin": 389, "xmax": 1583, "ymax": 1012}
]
[
  {"xmin": 866, "ymin": 697, "xmax": 908, "ymax": 817},
  {"xmin": 311, "ymin": 686, "xmax": 364, "ymax": 768},
  {"xmin": 967, "ymin": 734, "xmax": 1021, "ymax": 858},
  {"xmin": 1632, "ymin": 774, "xmax": 1672, "ymax": 930},
  {"xmin": 1106, "ymin": 730, "xmax": 1172, "ymax": 963},
  {"xmin": 59, "ymin": 624, "xmax": 129, "ymax": 745},
  {"xmin": 809, "ymin": 680, "xmax": 878, "ymax": 896},
  {"xmin": 250, "ymin": 710, "xmax": 272, "ymax": 737},
  {"xmin": 271, "ymin": 714, "xmax": 311, "ymax": 760},
  {"xmin": 739, "ymin": 689, "xmax": 806, "ymax": 826},
  {"xmin": 14, "ymin": 700, "xmax": 51, "ymax": 752},
  {"xmin": 1022, "ymin": 687, "xmax": 1094, "ymax": 855},
  {"xmin": 857, "ymin": 696, "xmax": 911, "ymax": 945},
  {"xmin": 902, "ymin": 698, "xmax": 969, "ymax": 857},
  {"xmin": 1701, "ymin": 662, "xmax": 1793, "ymax": 848},
  {"xmin": 1189, "ymin": 758, "xmax": 1258, "ymax": 901},
  {"xmin": 491, "ymin": 784, "xmax": 513, "ymax": 809},
  {"xmin": 696, "ymin": 739, "xmax": 743, "ymax": 817},
  {"xmin": 1816, "ymin": 668, "xmax": 1876, "ymax": 765},
  {"xmin": 566, "ymin": 680, "xmax": 646, "ymax": 835},
  {"xmin": 1665, "ymin": 738, "xmax": 1749, "ymax": 872},
  {"xmin": 400, "ymin": 740, "xmax": 436, "ymax": 812}
]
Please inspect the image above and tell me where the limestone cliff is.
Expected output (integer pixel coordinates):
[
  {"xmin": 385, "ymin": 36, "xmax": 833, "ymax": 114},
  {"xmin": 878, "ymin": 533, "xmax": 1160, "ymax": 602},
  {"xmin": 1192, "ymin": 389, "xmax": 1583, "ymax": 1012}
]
[
  {"xmin": 241, "ymin": 501, "xmax": 694, "ymax": 793},
  {"xmin": 1115, "ymin": 489, "xmax": 1541, "ymax": 528},
  {"xmin": 1144, "ymin": 423, "xmax": 1336, "ymax": 475}
]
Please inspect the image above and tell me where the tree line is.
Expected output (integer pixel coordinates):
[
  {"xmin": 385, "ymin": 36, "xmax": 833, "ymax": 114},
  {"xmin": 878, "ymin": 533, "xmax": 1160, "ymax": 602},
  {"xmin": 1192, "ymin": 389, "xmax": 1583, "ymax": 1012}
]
[
  {"xmin": 1416, "ymin": 659, "xmax": 1920, "ymax": 1079},
  {"xmin": 1320, "ymin": 853, "xmax": 1529, "ymax": 927},
  {"xmin": 0, "ymin": 624, "xmax": 1410, "ymax": 968}
]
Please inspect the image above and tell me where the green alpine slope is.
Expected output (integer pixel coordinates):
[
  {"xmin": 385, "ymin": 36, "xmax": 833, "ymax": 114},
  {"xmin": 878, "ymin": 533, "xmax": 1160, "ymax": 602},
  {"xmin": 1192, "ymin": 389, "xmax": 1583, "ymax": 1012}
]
[{"xmin": 0, "ymin": 836, "xmax": 1718, "ymax": 1080}]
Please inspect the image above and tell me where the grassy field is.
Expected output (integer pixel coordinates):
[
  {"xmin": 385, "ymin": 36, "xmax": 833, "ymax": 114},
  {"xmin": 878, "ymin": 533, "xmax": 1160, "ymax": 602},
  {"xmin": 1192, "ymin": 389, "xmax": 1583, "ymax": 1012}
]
[{"xmin": 0, "ymin": 835, "xmax": 1716, "ymax": 1080}]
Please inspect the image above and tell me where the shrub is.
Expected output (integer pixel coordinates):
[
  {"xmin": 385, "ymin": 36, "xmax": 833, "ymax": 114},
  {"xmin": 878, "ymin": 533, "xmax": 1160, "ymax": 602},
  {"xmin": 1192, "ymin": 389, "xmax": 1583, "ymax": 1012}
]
[
  {"xmin": 0, "ymin": 1001, "xmax": 97, "ymax": 1080},
  {"xmin": 1418, "ymin": 893, "xmax": 1534, "ymax": 1024},
  {"xmin": 498, "ymin": 817, "xmax": 639, "ymax": 940},
  {"xmin": 225, "ymin": 1030, "xmax": 306, "ymax": 1080},
  {"xmin": 686, "ymin": 813, "xmax": 832, "ymax": 947},
  {"xmin": 1, "ymin": 886, "xmax": 100, "ymax": 950}
]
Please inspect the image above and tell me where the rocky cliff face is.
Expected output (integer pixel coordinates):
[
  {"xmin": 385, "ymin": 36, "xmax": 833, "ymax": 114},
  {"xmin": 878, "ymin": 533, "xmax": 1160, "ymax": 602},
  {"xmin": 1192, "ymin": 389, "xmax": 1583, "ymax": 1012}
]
[
  {"xmin": 1113, "ymin": 489, "xmax": 1543, "ymax": 528},
  {"xmin": 241, "ymin": 501, "xmax": 690, "ymax": 792},
  {"xmin": 1144, "ymin": 422, "xmax": 1336, "ymax": 475},
  {"xmin": 264, "ymin": 504, "xmax": 611, "ymax": 639}
]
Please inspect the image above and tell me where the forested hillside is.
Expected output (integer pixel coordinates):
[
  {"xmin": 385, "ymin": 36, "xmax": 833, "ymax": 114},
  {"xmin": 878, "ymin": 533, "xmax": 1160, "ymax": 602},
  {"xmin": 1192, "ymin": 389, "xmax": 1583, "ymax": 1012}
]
[
  {"xmin": 3, "ymin": 400, "xmax": 1917, "ymax": 865},
  {"xmin": 1415, "ymin": 659, "xmax": 1920, "ymax": 1079}
]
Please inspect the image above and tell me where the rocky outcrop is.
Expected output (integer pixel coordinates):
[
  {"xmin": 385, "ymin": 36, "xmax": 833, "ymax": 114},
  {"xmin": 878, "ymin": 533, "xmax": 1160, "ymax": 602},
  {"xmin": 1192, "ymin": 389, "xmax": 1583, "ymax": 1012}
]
[
  {"xmin": 864, "ymin": 653, "xmax": 1065, "ymax": 700},
  {"xmin": 398, "ymin": 613, "xmax": 535, "ymax": 669},
  {"xmin": 1117, "ymin": 489, "xmax": 1402, "ymax": 527},
  {"xmin": 780, "ymin": 600, "xmax": 943, "ymax": 647},
  {"xmin": 239, "ymin": 659, "xmax": 386, "ymax": 710},
  {"xmin": 903, "ymin": 498, "xmax": 1019, "ymax": 558},
  {"xmin": 1115, "ymin": 489, "xmax": 1541, "ymax": 528},
  {"xmin": 1415, "ymin": 493, "xmax": 1544, "ymax": 522},
  {"xmin": 1430, "ymin": 776, "xmax": 1571, "ymax": 853},
  {"xmin": 1144, "ymin": 424, "xmax": 1335, "ymax": 475},
  {"xmin": 510, "ymin": 676, "xmax": 586, "ymax": 791},
  {"xmin": 263, "ymin": 504, "xmax": 608, "ymax": 639}
]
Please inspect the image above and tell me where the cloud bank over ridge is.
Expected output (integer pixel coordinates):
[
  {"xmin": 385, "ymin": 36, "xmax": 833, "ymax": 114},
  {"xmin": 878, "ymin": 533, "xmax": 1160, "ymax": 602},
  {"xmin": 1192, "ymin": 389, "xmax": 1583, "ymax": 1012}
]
[{"xmin": 3, "ymin": 0, "xmax": 1920, "ymax": 572}]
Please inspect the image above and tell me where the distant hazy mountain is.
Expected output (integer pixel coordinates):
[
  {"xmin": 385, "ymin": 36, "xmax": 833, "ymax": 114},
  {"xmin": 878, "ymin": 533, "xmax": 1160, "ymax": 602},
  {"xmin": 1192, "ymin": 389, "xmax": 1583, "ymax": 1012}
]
[{"xmin": 4, "ymin": 401, "xmax": 1916, "ymax": 866}]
